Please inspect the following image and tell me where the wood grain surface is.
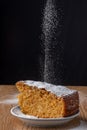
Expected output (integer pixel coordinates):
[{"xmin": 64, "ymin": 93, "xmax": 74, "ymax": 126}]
[{"xmin": 0, "ymin": 85, "xmax": 87, "ymax": 130}]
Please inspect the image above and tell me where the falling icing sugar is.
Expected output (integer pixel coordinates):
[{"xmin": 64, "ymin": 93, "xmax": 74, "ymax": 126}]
[{"xmin": 41, "ymin": 0, "xmax": 64, "ymax": 84}]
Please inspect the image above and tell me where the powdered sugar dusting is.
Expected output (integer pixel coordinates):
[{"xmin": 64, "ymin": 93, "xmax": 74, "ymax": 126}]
[
  {"xmin": 23, "ymin": 80, "xmax": 77, "ymax": 97},
  {"xmin": 0, "ymin": 99, "xmax": 18, "ymax": 104},
  {"xmin": 41, "ymin": 0, "xmax": 64, "ymax": 84}
]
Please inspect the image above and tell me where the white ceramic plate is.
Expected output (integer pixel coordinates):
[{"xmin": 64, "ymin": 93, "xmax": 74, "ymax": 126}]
[{"xmin": 11, "ymin": 106, "xmax": 79, "ymax": 127}]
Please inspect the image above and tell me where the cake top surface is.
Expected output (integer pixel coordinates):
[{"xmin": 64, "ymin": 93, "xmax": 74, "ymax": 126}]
[{"xmin": 22, "ymin": 80, "xmax": 77, "ymax": 97}]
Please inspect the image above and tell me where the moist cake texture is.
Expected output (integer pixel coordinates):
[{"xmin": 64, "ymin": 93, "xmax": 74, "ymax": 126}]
[{"xmin": 16, "ymin": 80, "xmax": 79, "ymax": 118}]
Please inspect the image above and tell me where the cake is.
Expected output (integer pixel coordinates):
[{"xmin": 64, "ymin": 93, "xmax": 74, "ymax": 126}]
[{"xmin": 16, "ymin": 80, "xmax": 79, "ymax": 118}]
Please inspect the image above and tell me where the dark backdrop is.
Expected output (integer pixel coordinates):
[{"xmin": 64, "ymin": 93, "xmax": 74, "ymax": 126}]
[
  {"xmin": 0, "ymin": 0, "xmax": 43, "ymax": 84},
  {"xmin": 64, "ymin": 0, "xmax": 87, "ymax": 85},
  {"xmin": 0, "ymin": 0, "xmax": 87, "ymax": 85}
]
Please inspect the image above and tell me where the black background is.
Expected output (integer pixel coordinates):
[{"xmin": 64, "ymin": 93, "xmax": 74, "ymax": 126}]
[
  {"xmin": 1, "ymin": 0, "xmax": 87, "ymax": 85},
  {"xmin": 0, "ymin": 0, "xmax": 44, "ymax": 84}
]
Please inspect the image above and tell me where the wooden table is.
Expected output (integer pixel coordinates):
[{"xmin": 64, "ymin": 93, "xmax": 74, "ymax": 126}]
[{"xmin": 0, "ymin": 85, "xmax": 87, "ymax": 130}]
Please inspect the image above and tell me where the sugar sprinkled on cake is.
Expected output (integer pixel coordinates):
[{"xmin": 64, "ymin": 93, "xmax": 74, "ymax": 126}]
[{"xmin": 23, "ymin": 80, "xmax": 76, "ymax": 97}]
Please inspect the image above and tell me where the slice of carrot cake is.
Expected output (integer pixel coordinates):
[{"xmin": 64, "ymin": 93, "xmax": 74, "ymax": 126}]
[{"xmin": 16, "ymin": 80, "xmax": 79, "ymax": 118}]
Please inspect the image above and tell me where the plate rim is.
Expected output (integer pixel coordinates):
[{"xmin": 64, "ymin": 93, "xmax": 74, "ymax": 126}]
[{"xmin": 11, "ymin": 105, "xmax": 79, "ymax": 121}]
